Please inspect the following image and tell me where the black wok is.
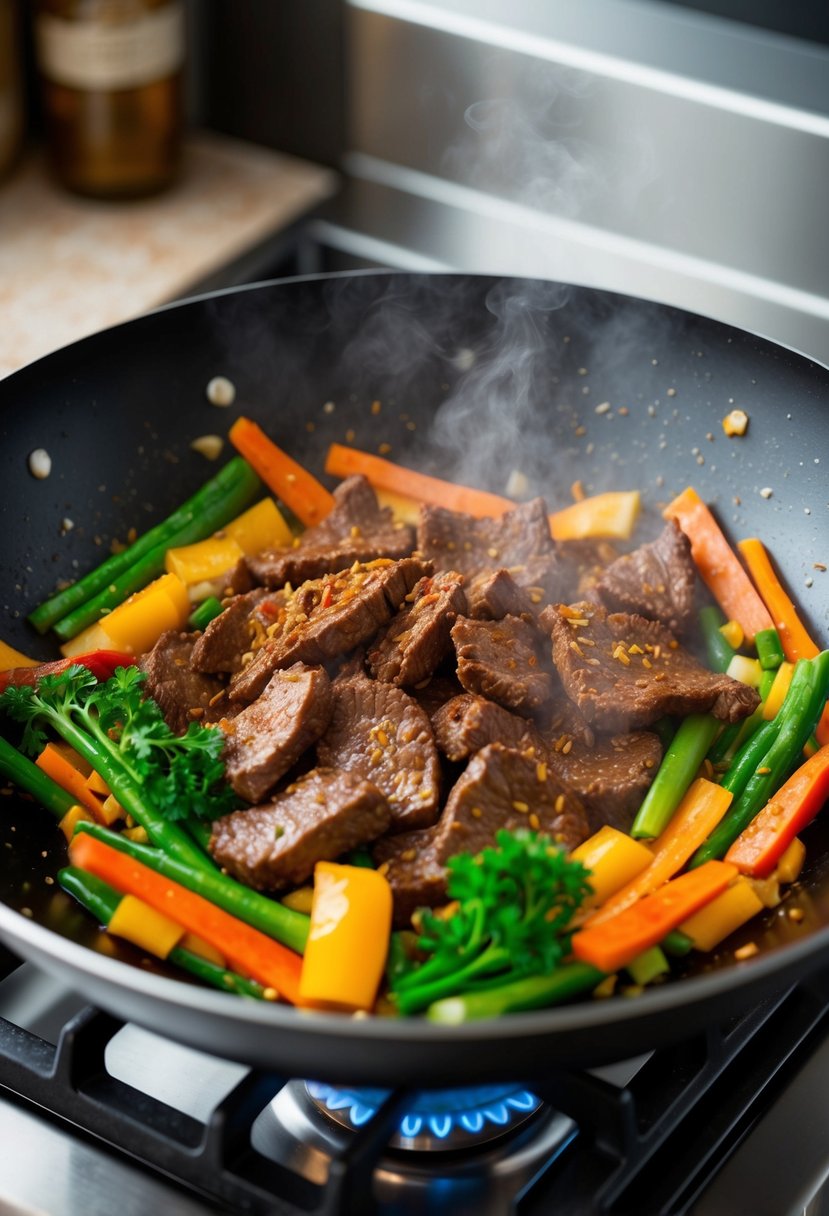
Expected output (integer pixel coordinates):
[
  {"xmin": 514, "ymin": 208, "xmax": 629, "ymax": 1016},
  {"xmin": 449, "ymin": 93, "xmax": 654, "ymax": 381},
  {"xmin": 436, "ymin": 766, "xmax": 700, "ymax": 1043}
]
[{"xmin": 1, "ymin": 272, "xmax": 828, "ymax": 1086}]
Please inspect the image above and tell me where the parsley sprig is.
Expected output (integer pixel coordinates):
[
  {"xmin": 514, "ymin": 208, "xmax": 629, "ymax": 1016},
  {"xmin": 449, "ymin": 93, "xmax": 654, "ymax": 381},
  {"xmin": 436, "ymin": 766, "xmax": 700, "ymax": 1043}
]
[
  {"xmin": 0, "ymin": 665, "xmax": 235, "ymax": 866},
  {"xmin": 392, "ymin": 829, "xmax": 592, "ymax": 1015}
]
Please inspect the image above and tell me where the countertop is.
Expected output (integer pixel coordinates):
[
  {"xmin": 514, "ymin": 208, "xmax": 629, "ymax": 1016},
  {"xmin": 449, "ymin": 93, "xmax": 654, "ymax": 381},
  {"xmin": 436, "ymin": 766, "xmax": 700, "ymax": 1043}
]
[{"xmin": 0, "ymin": 131, "xmax": 337, "ymax": 380}]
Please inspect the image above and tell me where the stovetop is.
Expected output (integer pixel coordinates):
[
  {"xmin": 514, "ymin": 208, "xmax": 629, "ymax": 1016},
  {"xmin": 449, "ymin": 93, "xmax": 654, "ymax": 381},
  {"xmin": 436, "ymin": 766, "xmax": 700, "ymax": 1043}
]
[{"xmin": 2, "ymin": 949, "xmax": 829, "ymax": 1216}]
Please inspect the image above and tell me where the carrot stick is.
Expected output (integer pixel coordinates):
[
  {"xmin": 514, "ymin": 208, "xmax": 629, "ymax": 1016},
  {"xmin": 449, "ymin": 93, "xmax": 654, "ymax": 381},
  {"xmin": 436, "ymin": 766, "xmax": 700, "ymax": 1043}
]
[
  {"xmin": 229, "ymin": 416, "xmax": 334, "ymax": 528},
  {"xmin": 70, "ymin": 832, "xmax": 303, "ymax": 1004},
  {"xmin": 663, "ymin": 487, "xmax": 773, "ymax": 643},
  {"xmin": 325, "ymin": 443, "xmax": 514, "ymax": 518},
  {"xmin": 585, "ymin": 778, "xmax": 733, "ymax": 926},
  {"xmin": 36, "ymin": 743, "xmax": 105, "ymax": 818},
  {"xmin": 725, "ymin": 745, "xmax": 829, "ymax": 878},
  {"xmin": 735, "ymin": 538, "xmax": 829, "ymax": 745},
  {"xmin": 571, "ymin": 860, "xmax": 738, "ymax": 974}
]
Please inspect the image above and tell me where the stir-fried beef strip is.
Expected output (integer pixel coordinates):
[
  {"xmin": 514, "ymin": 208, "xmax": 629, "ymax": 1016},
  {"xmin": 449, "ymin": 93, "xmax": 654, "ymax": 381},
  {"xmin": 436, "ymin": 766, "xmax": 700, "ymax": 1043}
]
[
  {"xmin": 246, "ymin": 475, "xmax": 415, "ymax": 588},
  {"xmin": 466, "ymin": 568, "xmax": 535, "ymax": 620},
  {"xmin": 191, "ymin": 587, "xmax": 275, "ymax": 674},
  {"xmin": 451, "ymin": 614, "xmax": 555, "ymax": 716},
  {"xmin": 228, "ymin": 557, "xmax": 431, "ymax": 704},
  {"xmin": 316, "ymin": 675, "xmax": 441, "ymax": 831},
  {"xmin": 366, "ymin": 570, "xmax": 467, "ymax": 686},
  {"xmin": 545, "ymin": 730, "xmax": 663, "ymax": 834},
  {"xmin": 596, "ymin": 519, "xmax": 696, "ymax": 635},
  {"xmin": 139, "ymin": 631, "xmax": 229, "ymax": 735},
  {"xmin": 431, "ymin": 693, "xmax": 543, "ymax": 762},
  {"xmin": 555, "ymin": 539, "xmax": 619, "ymax": 597},
  {"xmin": 410, "ymin": 672, "xmax": 465, "ymax": 720},
  {"xmin": 542, "ymin": 601, "xmax": 759, "ymax": 732},
  {"xmin": 220, "ymin": 663, "xmax": 334, "ymax": 804},
  {"xmin": 210, "ymin": 767, "xmax": 391, "ymax": 890},
  {"xmin": 374, "ymin": 742, "xmax": 591, "ymax": 925}
]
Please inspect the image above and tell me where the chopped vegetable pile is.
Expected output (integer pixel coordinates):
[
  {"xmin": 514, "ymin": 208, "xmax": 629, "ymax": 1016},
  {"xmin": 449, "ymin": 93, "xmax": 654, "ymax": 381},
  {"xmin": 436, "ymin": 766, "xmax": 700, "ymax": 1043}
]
[{"xmin": 1, "ymin": 415, "xmax": 827, "ymax": 1022}]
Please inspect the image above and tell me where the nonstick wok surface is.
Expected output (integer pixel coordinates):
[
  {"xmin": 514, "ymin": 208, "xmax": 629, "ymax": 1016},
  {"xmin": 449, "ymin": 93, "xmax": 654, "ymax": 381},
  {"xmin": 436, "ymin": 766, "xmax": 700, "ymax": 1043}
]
[{"xmin": 1, "ymin": 272, "xmax": 828, "ymax": 1085}]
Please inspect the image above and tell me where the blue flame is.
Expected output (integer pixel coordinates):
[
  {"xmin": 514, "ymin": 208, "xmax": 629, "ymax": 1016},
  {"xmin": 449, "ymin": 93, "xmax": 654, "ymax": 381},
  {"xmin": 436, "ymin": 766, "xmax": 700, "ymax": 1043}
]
[{"xmin": 307, "ymin": 1082, "xmax": 540, "ymax": 1141}]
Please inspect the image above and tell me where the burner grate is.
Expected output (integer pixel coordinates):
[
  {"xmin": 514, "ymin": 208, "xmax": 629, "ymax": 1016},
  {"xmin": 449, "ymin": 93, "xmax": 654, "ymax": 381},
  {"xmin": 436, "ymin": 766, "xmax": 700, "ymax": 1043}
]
[{"xmin": 1, "ymin": 942, "xmax": 828, "ymax": 1216}]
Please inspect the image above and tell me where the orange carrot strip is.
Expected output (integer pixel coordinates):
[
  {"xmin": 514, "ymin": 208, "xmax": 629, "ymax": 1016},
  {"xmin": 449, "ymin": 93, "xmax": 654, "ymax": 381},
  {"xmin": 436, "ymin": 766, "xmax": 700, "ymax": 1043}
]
[
  {"xmin": 737, "ymin": 538, "xmax": 818, "ymax": 662},
  {"xmin": 70, "ymin": 833, "xmax": 302, "ymax": 1003},
  {"xmin": 325, "ymin": 443, "xmax": 514, "ymax": 518},
  {"xmin": 571, "ymin": 861, "xmax": 738, "ymax": 974},
  {"xmin": 584, "ymin": 778, "xmax": 732, "ymax": 926},
  {"xmin": 663, "ymin": 488, "xmax": 773, "ymax": 643},
  {"xmin": 36, "ymin": 744, "xmax": 105, "ymax": 818},
  {"xmin": 735, "ymin": 538, "xmax": 829, "ymax": 745},
  {"xmin": 726, "ymin": 745, "xmax": 829, "ymax": 878},
  {"xmin": 229, "ymin": 417, "xmax": 334, "ymax": 528}
]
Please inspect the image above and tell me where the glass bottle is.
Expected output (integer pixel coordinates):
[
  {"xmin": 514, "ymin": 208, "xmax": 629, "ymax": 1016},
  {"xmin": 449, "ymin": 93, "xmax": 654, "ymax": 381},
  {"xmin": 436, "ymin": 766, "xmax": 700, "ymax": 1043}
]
[{"xmin": 34, "ymin": 0, "xmax": 184, "ymax": 199}]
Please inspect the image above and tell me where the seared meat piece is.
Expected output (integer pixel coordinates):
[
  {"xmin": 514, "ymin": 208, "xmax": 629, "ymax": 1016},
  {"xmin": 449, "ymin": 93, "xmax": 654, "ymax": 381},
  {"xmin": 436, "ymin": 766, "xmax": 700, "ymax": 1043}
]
[
  {"xmin": 466, "ymin": 568, "xmax": 535, "ymax": 620},
  {"xmin": 375, "ymin": 743, "xmax": 590, "ymax": 926},
  {"xmin": 452, "ymin": 614, "xmax": 554, "ymax": 716},
  {"xmin": 228, "ymin": 557, "xmax": 430, "ymax": 704},
  {"xmin": 139, "ymin": 630, "xmax": 228, "ymax": 735},
  {"xmin": 418, "ymin": 499, "xmax": 555, "ymax": 570},
  {"xmin": 220, "ymin": 663, "xmax": 333, "ymax": 803},
  {"xmin": 210, "ymin": 768, "xmax": 391, "ymax": 890},
  {"xmin": 191, "ymin": 587, "xmax": 274, "ymax": 674},
  {"xmin": 317, "ymin": 675, "xmax": 441, "ymax": 831},
  {"xmin": 366, "ymin": 570, "xmax": 466, "ymax": 686},
  {"xmin": 431, "ymin": 693, "xmax": 543, "ymax": 762},
  {"xmin": 596, "ymin": 520, "xmax": 695, "ymax": 635},
  {"xmin": 247, "ymin": 475, "xmax": 414, "ymax": 588},
  {"xmin": 556, "ymin": 539, "xmax": 619, "ymax": 597},
  {"xmin": 545, "ymin": 730, "xmax": 663, "ymax": 834},
  {"xmin": 411, "ymin": 673, "xmax": 465, "ymax": 720},
  {"xmin": 542, "ymin": 601, "xmax": 759, "ymax": 732}
]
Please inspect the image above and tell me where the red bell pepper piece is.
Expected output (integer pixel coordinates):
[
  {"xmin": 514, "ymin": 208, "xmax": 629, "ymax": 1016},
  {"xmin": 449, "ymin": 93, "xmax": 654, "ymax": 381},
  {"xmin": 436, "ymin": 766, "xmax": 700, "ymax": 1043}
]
[
  {"xmin": 0, "ymin": 650, "xmax": 135, "ymax": 694},
  {"xmin": 725, "ymin": 745, "xmax": 829, "ymax": 878}
]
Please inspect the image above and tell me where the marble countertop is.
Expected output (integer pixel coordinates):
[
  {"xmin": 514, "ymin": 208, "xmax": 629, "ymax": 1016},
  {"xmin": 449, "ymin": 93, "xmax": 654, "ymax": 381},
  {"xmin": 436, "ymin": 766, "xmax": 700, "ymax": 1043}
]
[{"xmin": 0, "ymin": 132, "xmax": 337, "ymax": 379}]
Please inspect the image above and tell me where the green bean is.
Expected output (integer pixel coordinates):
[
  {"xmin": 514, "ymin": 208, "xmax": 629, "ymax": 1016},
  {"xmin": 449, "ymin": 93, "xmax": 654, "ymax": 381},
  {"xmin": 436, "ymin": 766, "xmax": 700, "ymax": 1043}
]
[
  {"xmin": 755, "ymin": 628, "xmax": 785, "ymax": 671},
  {"xmin": 188, "ymin": 596, "xmax": 225, "ymax": 632},
  {"xmin": 631, "ymin": 715, "xmax": 720, "ymax": 839},
  {"xmin": 0, "ymin": 734, "xmax": 75, "ymax": 818},
  {"xmin": 426, "ymin": 963, "xmax": 605, "ymax": 1023},
  {"xmin": 698, "ymin": 605, "xmax": 736, "ymax": 673},
  {"xmin": 29, "ymin": 457, "xmax": 259, "ymax": 635}
]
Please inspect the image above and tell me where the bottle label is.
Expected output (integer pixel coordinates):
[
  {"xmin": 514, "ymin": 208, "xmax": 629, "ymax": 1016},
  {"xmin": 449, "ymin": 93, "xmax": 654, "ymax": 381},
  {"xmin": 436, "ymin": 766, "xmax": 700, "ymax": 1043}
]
[{"xmin": 36, "ymin": 5, "xmax": 184, "ymax": 92}]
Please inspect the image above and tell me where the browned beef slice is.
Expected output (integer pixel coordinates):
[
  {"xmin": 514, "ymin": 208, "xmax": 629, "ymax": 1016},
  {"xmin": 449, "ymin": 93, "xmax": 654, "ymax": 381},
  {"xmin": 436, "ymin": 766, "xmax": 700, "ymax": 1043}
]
[
  {"xmin": 545, "ymin": 731, "xmax": 662, "ymax": 834},
  {"xmin": 596, "ymin": 520, "xmax": 696, "ymax": 635},
  {"xmin": 209, "ymin": 767, "xmax": 391, "ymax": 890},
  {"xmin": 374, "ymin": 743, "xmax": 590, "ymax": 926},
  {"xmin": 466, "ymin": 568, "xmax": 535, "ymax": 620},
  {"xmin": 541, "ymin": 601, "xmax": 759, "ymax": 731},
  {"xmin": 452, "ymin": 614, "xmax": 554, "ymax": 716},
  {"xmin": 417, "ymin": 499, "xmax": 552, "ymax": 574},
  {"xmin": 366, "ymin": 570, "xmax": 467, "ymax": 686},
  {"xmin": 555, "ymin": 539, "xmax": 619, "ymax": 596},
  {"xmin": 228, "ymin": 557, "xmax": 431, "ymax": 704},
  {"xmin": 139, "ymin": 631, "xmax": 227, "ymax": 735},
  {"xmin": 411, "ymin": 673, "xmax": 465, "ymax": 720},
  {"xmin": 431, "ymin": 693, "xmax": 543, "ymax": 761},
  {"xmin": 220, "ymin": 664, "xmax": 333, "ymax": 803},
  {"xmin": 190, "ymin": 588, "xmax": 274, "ymax": 674},
  {"xmin": 246, "ymin": 475, "xmax": 414, "ymax": 588},
  {"xmin": 316, "ymin": 675, "xmax": 441, "ymax": 831}
]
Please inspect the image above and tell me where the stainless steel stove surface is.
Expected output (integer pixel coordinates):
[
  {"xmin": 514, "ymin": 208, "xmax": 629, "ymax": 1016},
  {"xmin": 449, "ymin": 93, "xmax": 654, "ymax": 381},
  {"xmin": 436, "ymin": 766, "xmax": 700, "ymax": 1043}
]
[{"xmin": 2, "ymin": 950, "xmax": 829, "ymax": 1216}]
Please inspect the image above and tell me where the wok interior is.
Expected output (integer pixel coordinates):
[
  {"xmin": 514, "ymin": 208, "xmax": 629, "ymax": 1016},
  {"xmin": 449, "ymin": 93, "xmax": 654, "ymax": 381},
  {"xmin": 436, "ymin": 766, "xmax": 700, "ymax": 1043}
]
[{"xmin": 1, "ymin": 272, "xmax": 829, "ymax": 1046}]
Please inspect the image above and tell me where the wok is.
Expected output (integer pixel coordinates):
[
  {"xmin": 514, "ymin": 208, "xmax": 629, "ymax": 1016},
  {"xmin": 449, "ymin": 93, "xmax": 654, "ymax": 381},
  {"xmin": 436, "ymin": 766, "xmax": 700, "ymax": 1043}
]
[{"xmin": 1, "ymin": 271, "xmax": 828, "ymax": 1087}]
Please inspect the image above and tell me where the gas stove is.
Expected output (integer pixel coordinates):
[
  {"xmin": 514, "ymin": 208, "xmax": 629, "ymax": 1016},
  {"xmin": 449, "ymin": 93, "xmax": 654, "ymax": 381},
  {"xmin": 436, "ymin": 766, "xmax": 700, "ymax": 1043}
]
[{"xmin": 3, "ymin": 945, "xmax": 829, "ymax": 1216}]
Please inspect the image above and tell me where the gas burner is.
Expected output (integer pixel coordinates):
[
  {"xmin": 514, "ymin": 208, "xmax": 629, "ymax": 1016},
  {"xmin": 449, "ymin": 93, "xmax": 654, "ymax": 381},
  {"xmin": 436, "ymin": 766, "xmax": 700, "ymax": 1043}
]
[{"xmin": 305, "ymin": 1081, "xmax": 542, "ymax": 1151}]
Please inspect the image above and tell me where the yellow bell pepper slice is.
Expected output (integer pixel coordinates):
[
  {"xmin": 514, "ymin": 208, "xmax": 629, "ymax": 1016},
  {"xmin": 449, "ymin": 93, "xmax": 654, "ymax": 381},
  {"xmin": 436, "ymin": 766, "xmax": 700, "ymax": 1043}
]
[
  {"xmin": 678, "ymin": 878, "xmax": 763, "ymax": 951},
  {"xmin": 570, "ymin": 825, "xmax": 653, "ymax": 908},
  {"xmin": 549, "ymin": 491, "xmax": 641, "ymax": 541},
  {"xmin": 224, "ymin": 497, "xmax": 293, "ymax": 554},
  {"xmin": 299, "ymin": 862, "xmax": 393, "ymax": 1012},
  {"xmin": 108, "ymin": 893, "xmax": 186, "ymax": 959},
  {"xmin": 762, "ymin": 661, "xmax": 795, "ymax": 720},
  {"xmin": 773, "ymin": 836, "xmax": 806, "ymax": 885},
  {"xmin": 97, "ymin": 573, "xmax": 189, "ymax": 655},
  {"xmin": 59, "ymin": 804, "xmax": 94, "ymax": 843},
  {"xmin": 281, "ymin": 886, "xmax": 315, "ymax": 915},
  {"xmin": 165, "ymin": 536, "xmax": 244, "ymax": 587},
  {"xmin": 179, "ymin": 932, "xmax": 226, "ymax": 968},
  {"xmin": 0, "ymin": 639, "xmax": 39, "ymax": 670},
  {"xmin": 60, "ymin": 622, "xmax": 116, "ymax": 659}
]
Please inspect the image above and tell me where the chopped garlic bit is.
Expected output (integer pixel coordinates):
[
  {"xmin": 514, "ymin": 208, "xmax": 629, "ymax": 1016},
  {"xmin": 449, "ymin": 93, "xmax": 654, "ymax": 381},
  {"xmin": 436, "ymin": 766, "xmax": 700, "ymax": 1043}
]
[
  {"xmin": 759, "ymin": 487, "xmax": 773, "ymax": 499},
  {"xmin": 206, "ymin": 376, "xmax": 236, "ymax": 407},
  {"xmin": 60, "ymin": 517, "xmax": 74, "ymax": 535},
  {"xmin": 191, "ymin": 434, "xmax": 224, "ymax": 461},
  {"xmin": 722, "ymin": 408, "xmax": 749, "ymax": 437},
  {"xmin": 28, "ymin": 448, "xmax": 52, "ymax": 479}
]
